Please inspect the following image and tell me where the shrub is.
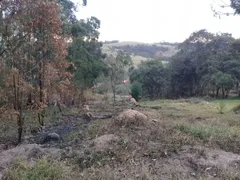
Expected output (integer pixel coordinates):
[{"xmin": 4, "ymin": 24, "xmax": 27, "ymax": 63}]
[
  {"xmin": 131, "ymin": 81, "xmax": 142, "ymax": 101},
  {"xmin": 115, "ymin": 84, "xmax": 131, "ymax": 95}
]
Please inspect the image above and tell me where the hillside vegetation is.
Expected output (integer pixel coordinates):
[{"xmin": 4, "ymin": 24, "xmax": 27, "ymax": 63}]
[{"xmin": 102, "ymin": 41, "xmax": 179, "ymax": 65}]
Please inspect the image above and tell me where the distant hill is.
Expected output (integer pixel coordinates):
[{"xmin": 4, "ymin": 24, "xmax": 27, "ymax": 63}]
[{"xmin": 102, "ymin": 41, "xmax": 179, "ymax": 65}]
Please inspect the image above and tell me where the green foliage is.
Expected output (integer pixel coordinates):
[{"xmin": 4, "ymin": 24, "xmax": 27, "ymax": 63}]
[
  {"xmin": 130, "ymin": 59, "xmax": 169, "ymax": 99},
  {"xmin": 168, "ymin": 29, "xmax": 240, "ymax": 98},
  {"xmin": 67, "ymin": 17, "xmax": 107, "ymax": 89},
  {"xmin": 5, "ymin": 158, "xmax": 69, "ymax": 180},
  {"xmin": 131, "ymin": 81, "xmax": 142, "ymax": 101},
  {"xmin": 212, "ymin": 72, "xmax": 235, "ymax": 89},
  {"xmin": 115, "ymin": 84, "xmax": 131, "ymax": 95}
]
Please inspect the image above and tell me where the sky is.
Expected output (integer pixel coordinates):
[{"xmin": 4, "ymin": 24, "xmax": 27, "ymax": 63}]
[{"xmin": 74, "ymin": 0, "xmax": 240, "ymax": 43}]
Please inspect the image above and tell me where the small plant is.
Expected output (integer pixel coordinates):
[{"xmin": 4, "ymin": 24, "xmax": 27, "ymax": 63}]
[
  {"xmin": 217, "ymin": 102, "xmax": 226, "ymax": 114},
  {"xmin": 232, "ymin": 104, "xmax": 240, "ymax": 114}
]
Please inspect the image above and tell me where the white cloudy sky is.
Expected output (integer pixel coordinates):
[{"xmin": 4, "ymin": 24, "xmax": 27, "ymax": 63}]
[{"xmin": 74, "ymin": 0, "xmax": 240, "ymax": 43}]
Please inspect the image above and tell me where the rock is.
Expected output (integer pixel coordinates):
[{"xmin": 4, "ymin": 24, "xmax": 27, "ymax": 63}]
[
  {"xmin": 115, "ymin": 109, "xmax": 148, "ymax": 127},
  {"xmin": 40, "ymin": 133, "xmax": 61, "ymax": 144},
  {"xmin": 152, "ymin": 119, "xmax": 159, "ymax": 122}
]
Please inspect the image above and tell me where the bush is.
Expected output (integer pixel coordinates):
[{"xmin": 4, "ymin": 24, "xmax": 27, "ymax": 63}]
[
  {"xmin": 131, "ymin": 81, "xmax": 142, "ymax": 101},
  {"xmin": 95, "ymin": 85, "xmax": 107, "ymax": 94},
  {"xmin": 115, "ymin": 84, "xmax": 131, "ymax": 95}
]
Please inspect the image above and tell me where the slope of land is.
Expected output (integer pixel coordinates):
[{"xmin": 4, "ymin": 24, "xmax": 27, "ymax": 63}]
[
  {"xmin": 1, "ymin": 97, "xmax": 240, "ymax": 179},
  {"xmin": 102, "ymin": 41, "xmax": 179, "ymax": 65}
]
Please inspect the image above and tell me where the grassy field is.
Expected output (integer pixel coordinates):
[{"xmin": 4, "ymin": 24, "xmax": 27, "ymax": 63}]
[{"xmin": 1, "ymin": 97, "xmax": 240, "ymax": 179}]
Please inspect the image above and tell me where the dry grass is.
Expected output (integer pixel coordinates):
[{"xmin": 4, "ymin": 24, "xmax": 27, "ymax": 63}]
[
  {"xmin": 1, "ymin": 98, "xmax": 240, "ymax": 179},
  {"xmin": 4, "ymin": 157, "xmax": 70, "ymax": 180}
]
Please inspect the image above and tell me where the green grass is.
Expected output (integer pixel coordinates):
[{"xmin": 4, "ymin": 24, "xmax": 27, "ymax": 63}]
[
  {"xmin": 211, "ymin": 98, "xmax": 240, "ymax": 112},
  {"xmin": 175, "ymin": 124, "xmax": 227, "ymax": 140},
  {"xmin": 5, "ymin": 157, "xmax": 70, "ymax": 180},
  {"xmin": 140, "ymin": 99, "xmax": 169, "ymax": 106}
]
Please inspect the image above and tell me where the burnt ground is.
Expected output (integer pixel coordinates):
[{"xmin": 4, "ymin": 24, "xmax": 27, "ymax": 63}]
[{"xmin": 25, "ymin": 114, "xmax": 89, "ymax": 146}]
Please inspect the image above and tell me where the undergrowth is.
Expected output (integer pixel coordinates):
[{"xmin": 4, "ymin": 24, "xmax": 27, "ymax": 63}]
[{"xmin": 4, "ymin": 157, "xmax": 70, "ymax": 180}]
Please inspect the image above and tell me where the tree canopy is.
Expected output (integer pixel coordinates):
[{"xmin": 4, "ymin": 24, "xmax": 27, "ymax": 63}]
[{"xmin": 130, "ymin": 30, "xmax": 240, "ymax": 99}]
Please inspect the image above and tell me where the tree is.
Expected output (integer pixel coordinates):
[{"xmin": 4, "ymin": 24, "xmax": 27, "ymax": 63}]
[
  {"xmin": 67, "ymin": 17, "xmax": 107, "ymax": 105},
  {"xmin": 169, "ymin": 30, "xmax": 237, "ymax": 97},
  {"xmin": 0, "ymin": 0, "xmax": 67, "ymax": 143},
  {"xmin": 106, "ymin": 51, "xmax": 132, "ymax": 104},
  {"xmin": 212, "ymin": 0, "xmax": 240, "ymax": 17},
  {"xmin": 130, "ymin": 59, "xmax": 169, "ymax": 99},
  {"xmin": 211, "ymin": 72, "xmax": 235, "ymax": 98}
]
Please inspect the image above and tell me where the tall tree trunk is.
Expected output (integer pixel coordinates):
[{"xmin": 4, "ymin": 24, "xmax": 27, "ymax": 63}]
[
  {"xmin": 216, "ymin": 87, "xmax": 220, "ymax": 98},
  {"xmin": 112, "ymin": 84, "xmax": 116, "ymax": 105},
  {"xmin": 110, "ymin": 75, "xmax": 116, "ymax": 105},
  {"xmin": 38, "ymin": 60, "xmax": 46, "ymax": 126},
  {"xmin": 17, "ymin": 92, "xmax": 24, "ymax": 144},
  {"xmin": 13, "ymin": 72, "xmax": 24, "ymax": 144},
  {"xmin": 222, "ymin": 86, "xmax": 225, "ymax": 98},
  {"xmin": 226, "ymin": 89, "xmax": 229, "ymax": 98},
  {"xmin": 39, "ymin": 61, "xmax": 44, "ymax": 103},
  {"xmin": 79, "ymin": 88, "xmax": 86, "ymax": 107},
  {"xmin": 237, "ymin": 82, "xmax": 240, "ymax": 97}
]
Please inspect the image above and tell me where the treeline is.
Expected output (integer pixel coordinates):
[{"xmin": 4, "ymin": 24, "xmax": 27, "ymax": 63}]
[
  {"xmin": 103, "ymin": 40, "xmax": 119, "ymax": 44},
  {"xmin": 156, "ymin": 42, "xmax": 180, "ymax": 46},
  {"xmin": 112, "ymin": 44, "xmax": 169, "ymax": 59},
  {"xmin": 130, "ymin": 30, "xmax": 240, "ymax": 99}
]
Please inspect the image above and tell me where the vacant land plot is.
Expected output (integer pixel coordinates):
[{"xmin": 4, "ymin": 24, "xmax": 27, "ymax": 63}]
[{"xmin": 0, "ymin": 98, "xmax": 240, "ymax": 179}]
